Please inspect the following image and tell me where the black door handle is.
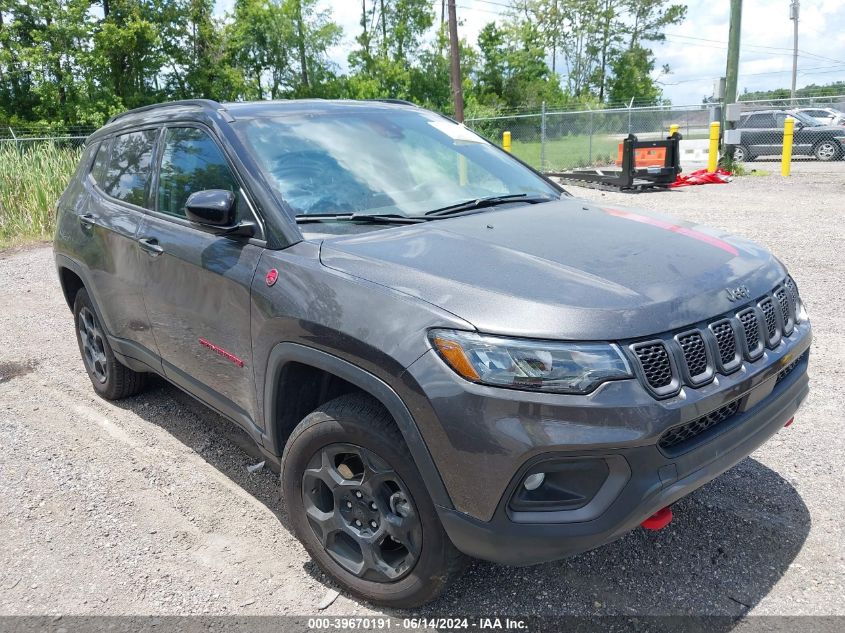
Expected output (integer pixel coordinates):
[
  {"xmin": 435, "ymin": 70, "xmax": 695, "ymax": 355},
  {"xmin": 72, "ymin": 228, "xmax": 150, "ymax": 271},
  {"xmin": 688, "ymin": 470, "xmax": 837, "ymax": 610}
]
[
  {"xmin": 79, "ymin": 213, "xmax": 96, "ymax": 229},
  {"xmin": 138, "ymin": 237, "xmax": 164, "ymax": 256}
]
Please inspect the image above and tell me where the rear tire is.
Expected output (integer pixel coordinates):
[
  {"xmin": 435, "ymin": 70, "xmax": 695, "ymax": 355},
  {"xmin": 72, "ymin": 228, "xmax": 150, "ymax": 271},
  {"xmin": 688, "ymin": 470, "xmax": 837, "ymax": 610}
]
[
  {"xmin": 281, "ymin": 393, "xmax": 466, "ymax": 608},
  {"xmin": 73, "ymin": 288, "xmax": 147, "ymax": 400},
  {"xmin": 733, "ymin": 145, "xmax": 753, "ymax": 162}
]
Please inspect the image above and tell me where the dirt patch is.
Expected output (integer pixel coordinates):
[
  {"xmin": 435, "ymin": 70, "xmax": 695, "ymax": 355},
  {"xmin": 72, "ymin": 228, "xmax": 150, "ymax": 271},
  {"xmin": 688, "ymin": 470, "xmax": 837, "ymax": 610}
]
[{"xmin": 0, "ymin": 359, "xmax": 39, "ymax": 383}]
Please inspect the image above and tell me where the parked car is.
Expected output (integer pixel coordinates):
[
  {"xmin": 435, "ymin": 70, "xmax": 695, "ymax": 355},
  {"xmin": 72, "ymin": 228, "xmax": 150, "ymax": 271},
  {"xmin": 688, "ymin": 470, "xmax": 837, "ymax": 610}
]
[
  {"xmin": 793, "ymin": 106, "xmax": 845, "ymax": 127},
  {"xmin": 732, "ymin": 109, "xmax": 845, "ymax": 161},
  {"xmin": 54, "ymin": 99, "xmax": 811, "ymax": 607}
]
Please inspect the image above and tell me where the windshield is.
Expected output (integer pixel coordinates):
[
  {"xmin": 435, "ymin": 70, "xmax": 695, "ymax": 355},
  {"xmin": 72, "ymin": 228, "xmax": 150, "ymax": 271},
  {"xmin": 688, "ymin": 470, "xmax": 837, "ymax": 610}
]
[
  {"xmin": 789, "ymin": 111, "xmax": 822, "ymax": 126},
  {"xmin": 235, "ymin": 109, "xmax": 559, "ymax": 218}
]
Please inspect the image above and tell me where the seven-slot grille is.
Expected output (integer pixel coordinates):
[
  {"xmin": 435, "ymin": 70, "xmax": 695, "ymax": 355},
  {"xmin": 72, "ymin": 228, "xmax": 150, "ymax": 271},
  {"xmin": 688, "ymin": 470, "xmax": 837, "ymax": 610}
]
[
  {"xmin": 677, "ymin": 331, "xmax": 709, "ymax": 379},
  {"xmin": 630, "ymin": 278, "xmax": 803, "ymax": 398},
  {"xmin": 632, "ymin": 342, "xmax": 673, "ymax": 390},
  {"xmin": 710, "ymin": 320, "xmax": 738, "ymax": 367}
]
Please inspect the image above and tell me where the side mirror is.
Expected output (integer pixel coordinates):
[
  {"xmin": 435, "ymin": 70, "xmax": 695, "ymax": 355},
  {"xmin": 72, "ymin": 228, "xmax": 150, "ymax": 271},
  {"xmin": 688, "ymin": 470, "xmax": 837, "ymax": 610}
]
[{"xmin": 185, "ymin": 189, "xmax": 237, "ymax": 227}]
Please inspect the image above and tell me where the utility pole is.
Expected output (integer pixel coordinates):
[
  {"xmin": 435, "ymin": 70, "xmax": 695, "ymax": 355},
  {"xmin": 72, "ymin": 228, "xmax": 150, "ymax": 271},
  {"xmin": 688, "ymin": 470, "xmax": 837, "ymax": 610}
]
[
  {"xmin": 790, "ymin": 0, "xmax": 799, "ymax": 103},
  {"xmin": 447, "ymin": 0, "xmax": 464, "ymax": 122},
  {"xmin": 724, "ymin": 0, "xmax": 742, "ymax": 160}
]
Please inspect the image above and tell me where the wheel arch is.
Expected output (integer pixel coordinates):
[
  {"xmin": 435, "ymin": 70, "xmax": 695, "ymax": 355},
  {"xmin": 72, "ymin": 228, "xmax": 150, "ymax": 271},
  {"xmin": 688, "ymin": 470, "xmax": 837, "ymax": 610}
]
[
  {"xmin": 58, "ymin": 265, "xmax": 85, "ymax": 311},
  {"xmin": 264, "ymin": 342, "xmax": 454, "ymax": 511}
]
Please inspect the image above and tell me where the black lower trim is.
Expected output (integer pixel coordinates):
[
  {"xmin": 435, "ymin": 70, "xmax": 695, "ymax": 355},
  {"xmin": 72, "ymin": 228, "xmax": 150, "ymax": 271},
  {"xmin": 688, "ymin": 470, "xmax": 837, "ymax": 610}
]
[{"xmin": 438, "ymin": 361, "xmax": 809, "ymax": 566}]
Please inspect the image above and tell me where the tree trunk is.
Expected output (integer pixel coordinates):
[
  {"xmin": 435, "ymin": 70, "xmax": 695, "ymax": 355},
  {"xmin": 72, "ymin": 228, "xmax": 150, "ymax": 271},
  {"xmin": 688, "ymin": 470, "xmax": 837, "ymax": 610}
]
[{"xmin": 295, "ymin": 0, "xmax": 309, "ymax": 89}]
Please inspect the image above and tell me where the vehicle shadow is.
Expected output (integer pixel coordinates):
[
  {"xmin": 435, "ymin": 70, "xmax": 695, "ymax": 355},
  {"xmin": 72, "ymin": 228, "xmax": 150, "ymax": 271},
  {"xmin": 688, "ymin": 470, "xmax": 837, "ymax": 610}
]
[{"xmin": 115, "ymin": 379, "xmax": 810, "ymax": 624}]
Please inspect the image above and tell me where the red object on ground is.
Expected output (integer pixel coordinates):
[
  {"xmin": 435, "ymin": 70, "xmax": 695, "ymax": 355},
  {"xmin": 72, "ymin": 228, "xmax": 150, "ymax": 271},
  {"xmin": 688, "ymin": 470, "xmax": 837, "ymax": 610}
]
[
  {"xmin": 670, "ymin": 168, "xmax": 733, "ymax": 188},
  {"xmin": 641, "ymin": 506, "xmax": 673, "ymax": 531},
  {"xmin": 784, "ymin": 417, "xmax": 795, "ymax": 427}
]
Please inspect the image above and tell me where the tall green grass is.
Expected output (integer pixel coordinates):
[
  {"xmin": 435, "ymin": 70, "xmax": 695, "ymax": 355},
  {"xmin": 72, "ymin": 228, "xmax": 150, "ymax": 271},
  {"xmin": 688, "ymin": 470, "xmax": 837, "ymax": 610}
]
[{"xmin": 0, "ymin": 142, "xmax": 81, "ymax": 248}]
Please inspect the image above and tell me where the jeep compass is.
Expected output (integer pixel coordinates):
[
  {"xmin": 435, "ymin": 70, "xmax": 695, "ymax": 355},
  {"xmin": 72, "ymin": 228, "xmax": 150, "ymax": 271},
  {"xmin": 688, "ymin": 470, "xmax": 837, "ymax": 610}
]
[{"xmin": 53, "ymin": 99, "xmax": 811, "ymax": 607}]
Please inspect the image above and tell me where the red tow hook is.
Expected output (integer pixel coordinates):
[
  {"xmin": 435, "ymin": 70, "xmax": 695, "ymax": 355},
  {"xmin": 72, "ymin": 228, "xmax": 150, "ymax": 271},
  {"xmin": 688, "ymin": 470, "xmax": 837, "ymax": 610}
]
[
  {"xmin": 641, "ymin": 506, "xmax": 673, "ymax": 531},
  {"xmin": 784, "ymin": 417, "xmax": 795, "ymax": 427}
]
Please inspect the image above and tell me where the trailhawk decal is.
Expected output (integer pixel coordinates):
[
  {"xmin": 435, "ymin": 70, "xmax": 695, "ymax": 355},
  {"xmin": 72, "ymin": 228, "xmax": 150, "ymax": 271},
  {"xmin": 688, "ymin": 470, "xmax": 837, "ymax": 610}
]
[{"xmin": 199, "ymin": 338, "xmax": 245, "ymax": 368}]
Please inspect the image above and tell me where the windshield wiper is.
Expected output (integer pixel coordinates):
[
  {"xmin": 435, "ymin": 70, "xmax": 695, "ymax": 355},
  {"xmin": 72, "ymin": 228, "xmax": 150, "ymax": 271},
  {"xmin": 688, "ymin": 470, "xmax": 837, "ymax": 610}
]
[
  {"xmin": 424, "ymin": 193, "xmax": 558, "ymax": 217},
  {"xmin": 295, "ymin": 213, "xmax": 426, "ymax": 225}
]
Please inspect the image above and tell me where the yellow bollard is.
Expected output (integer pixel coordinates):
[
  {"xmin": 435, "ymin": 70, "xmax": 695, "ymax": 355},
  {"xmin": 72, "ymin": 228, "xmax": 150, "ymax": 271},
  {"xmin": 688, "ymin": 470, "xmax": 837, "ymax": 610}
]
[
  {"xmin": 707, "ymin": 121, "xmax": 720, "ymax": 173},
  {"xmin": 781, "ymin": 116, "xmax": 794, "ymax": 177},
  {"xmin": 503, "ymin": 130, "xmax": 512, "ymax": 153},
  {"xmin": 669, "ymin": 123, "xmax": 679, "ymax": 137}
]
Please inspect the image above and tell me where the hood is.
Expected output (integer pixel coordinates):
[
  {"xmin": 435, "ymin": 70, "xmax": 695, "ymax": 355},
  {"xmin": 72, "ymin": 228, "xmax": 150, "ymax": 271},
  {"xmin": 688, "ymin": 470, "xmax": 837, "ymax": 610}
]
[{"xmin": 319, "ymin": 199, "xmax": 785, "ymax": 340}]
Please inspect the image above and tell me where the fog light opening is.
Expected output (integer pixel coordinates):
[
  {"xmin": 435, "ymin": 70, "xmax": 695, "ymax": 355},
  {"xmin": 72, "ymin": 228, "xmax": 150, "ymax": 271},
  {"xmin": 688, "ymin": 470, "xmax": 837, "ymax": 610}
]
[{"xmin": 523, "ymin": 472, "xmax": 545, "ymax": 491}]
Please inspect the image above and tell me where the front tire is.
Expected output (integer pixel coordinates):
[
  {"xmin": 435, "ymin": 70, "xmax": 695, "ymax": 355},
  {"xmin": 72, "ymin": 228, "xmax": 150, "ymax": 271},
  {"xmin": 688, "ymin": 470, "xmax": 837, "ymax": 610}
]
[
  {"xmin": 73, "ymin": 288, "xmax": 147, "ymax": 400},
  {"xmin": 814, "ymin": 140, "xmax": 840, "ymax": 161},
  {"xmin": 281, "ymin": 393, "xmax": 465, "ymax": 608}
]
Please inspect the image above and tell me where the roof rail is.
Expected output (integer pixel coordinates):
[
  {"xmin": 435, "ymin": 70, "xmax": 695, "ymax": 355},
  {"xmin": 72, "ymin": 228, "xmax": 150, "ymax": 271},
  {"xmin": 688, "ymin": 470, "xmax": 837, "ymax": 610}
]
[
  {"xmin": 366, "ymin": 98, "xmax": 418, "ymax": 107},
  {"xmin": 106, "ymin": 99, "xmax": 226, "ymax": 124}
]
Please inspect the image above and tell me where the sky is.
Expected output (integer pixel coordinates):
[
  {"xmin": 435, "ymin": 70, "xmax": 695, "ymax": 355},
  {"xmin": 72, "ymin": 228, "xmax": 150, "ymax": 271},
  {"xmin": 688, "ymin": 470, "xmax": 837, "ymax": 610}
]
[{"xmin": 216, "ymin": 0, "xmax": 845, "ymax": 105}]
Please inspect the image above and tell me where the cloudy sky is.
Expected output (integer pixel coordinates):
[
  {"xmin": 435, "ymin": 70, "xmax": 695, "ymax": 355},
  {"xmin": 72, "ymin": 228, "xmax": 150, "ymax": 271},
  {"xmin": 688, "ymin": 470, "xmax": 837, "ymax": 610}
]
[{"xmin": 217, "ymin": 0, "xmax": 845, "ymax": 105}]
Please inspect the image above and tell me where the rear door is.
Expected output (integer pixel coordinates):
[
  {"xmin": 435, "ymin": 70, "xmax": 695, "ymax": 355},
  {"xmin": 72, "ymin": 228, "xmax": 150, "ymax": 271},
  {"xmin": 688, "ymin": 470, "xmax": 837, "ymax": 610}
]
[
  {"xmin": 136, "ymin": 125, "xmax": 264, "ymax": 427},
  {"xmin": 77, "ymin": 130, "xmax": 162, "ymax": 367},
  {"xmin": 742, "ymin": 113, "xmax": 779, "ymax": 156}
]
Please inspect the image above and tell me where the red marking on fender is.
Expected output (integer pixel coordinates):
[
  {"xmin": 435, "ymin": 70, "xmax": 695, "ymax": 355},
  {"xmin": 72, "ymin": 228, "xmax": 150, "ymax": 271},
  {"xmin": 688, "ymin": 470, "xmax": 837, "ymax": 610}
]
[
  {"xmin": 641, "ymin": 506, "xmax": 673, "ymax": 531},
  {"xmin": 265, "ymin": 268, "xmax": 279, "ymax": 286},
  {"xmin": 199, "ymin": 338, "xmax": 245, "ymax": 368},
  {"xmin": 604, "ymin": 208, "xmax": 739, "ymax": 257}
]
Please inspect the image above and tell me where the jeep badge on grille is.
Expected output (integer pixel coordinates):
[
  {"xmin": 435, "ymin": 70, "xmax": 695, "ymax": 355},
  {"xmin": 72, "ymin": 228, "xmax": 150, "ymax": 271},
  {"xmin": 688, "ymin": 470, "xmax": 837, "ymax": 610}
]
[{"xmin": 726, "ymin": 285, "xmax": 751, "ymax": 302}]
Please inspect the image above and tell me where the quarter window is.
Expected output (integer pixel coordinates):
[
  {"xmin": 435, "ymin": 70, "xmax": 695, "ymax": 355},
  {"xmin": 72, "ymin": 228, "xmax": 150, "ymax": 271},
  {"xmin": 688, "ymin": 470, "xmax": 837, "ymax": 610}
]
[
  {"xmin": 157, "ymin": 127, "xmax": 239, "ymax": 219},
  {"xmin": 101, "ymin": 130, "xmax": 157, "ymax": 207}
]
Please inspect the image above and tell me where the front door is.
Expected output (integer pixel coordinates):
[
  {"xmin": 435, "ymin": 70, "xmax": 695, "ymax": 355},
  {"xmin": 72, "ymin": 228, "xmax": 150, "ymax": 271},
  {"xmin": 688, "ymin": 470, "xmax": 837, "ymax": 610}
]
[{"xmin": 137, "ymin": 125, "xmax": 264, "ymax": 427}]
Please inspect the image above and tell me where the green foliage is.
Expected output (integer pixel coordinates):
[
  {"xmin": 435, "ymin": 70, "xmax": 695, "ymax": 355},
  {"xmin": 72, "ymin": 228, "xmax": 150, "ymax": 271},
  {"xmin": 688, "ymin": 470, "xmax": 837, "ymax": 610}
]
[
  {"xmin": 0, "ymin": 142, "xmax": 81, "ymax": 247},
  {"xmin": 607, "ymin": 45, "xmax": 661, "ymax": 105}
]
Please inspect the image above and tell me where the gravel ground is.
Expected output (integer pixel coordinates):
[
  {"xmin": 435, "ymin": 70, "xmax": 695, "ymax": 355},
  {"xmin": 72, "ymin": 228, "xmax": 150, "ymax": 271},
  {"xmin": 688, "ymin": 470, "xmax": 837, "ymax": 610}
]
[{"xmin": 0, "ymin": 165, "xmax": 843, "ymax": 622}]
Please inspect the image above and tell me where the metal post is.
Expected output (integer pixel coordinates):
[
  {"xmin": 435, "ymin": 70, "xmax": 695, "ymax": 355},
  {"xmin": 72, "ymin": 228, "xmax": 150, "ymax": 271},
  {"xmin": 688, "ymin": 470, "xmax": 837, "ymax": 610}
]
[
  {"xmin": 540, "ymin": 101, "xmax": 547, "ymax": 172},
  {"xmin": 503, "ymin": 131, "xmax": 512, "ymax": 153},
  {"xmin": 782, "ymin": 117, "xmax": 794, "ymax": 176},
  {"xmin": 588, "ymin": 109, "xmax": 594, "ymax": 164},
  {"xmin": 669, "ymin": 123, "xmax": 679, "ymax": 137},
  {"xmin": 627, "ymin": 97, "xmax": 634, "ymax": 134}
]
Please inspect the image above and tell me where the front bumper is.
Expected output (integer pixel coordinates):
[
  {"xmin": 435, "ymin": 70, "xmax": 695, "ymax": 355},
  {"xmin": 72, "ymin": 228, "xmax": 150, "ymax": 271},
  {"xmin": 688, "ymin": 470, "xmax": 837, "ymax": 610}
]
[
  {"xmin": 403, "ymin": 323, "xmax": 811, "ymax": 566},
  {"xmin": 438, "ymin": 350, "xmax": 808, "ymax": 565}
]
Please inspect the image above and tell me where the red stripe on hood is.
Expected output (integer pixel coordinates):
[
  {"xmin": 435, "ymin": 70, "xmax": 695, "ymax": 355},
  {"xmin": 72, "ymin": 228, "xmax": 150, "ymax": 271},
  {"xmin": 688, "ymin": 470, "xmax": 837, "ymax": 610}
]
[{"xmin": 603, "ymin": 208, "xmax": 739, "ymax": 257}]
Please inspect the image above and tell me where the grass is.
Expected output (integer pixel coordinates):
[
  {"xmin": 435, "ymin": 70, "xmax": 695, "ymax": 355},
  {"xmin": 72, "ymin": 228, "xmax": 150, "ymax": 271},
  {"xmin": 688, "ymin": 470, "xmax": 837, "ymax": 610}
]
[
  {"xmin": 508, "ymin": 131, "xmax": 712, "ymax": 172},
  {"xmin": 0, "ymin": 142, "xmax": 81, "ymax": 249},
  {"xmin": 511, "ymin": 135, "xmax": 620, "ymax": 171}
]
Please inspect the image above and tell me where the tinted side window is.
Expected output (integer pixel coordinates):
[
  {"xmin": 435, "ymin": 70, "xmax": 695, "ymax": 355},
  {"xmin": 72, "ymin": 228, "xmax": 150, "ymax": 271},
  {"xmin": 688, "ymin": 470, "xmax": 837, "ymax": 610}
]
[
  {"xmin": 90, "ymin": 139, "xmax": 111, "ymax": 184},
  {"xmin": 746, "ymin": 114, "xmax": 775, "ymax": 128},
  {"xmin": 157, "ymin": 127, "xmax": 239, "ymax": 219},
  {"xmin": 102, "ymin": 130, "xmax": 157, "ymax": 207}
]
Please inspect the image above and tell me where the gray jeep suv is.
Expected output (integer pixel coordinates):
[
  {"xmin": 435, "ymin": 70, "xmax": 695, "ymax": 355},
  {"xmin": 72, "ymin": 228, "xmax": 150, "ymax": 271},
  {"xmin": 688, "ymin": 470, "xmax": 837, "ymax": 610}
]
[{"xmin": 53, "ymin": 99, "xmax": 811, "ymax": 607}]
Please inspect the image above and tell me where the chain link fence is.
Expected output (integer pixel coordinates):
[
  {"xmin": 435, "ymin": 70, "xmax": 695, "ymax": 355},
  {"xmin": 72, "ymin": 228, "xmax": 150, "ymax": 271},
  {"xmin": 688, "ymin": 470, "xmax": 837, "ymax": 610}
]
[
  {"xmin": 465, "ymin": 95, "xmax": 845, "ymax": 171},
  {"xmin": 0, "ymin": 124, "xmax": 94, "ymax": 149},
  {"xmin": 730, "ymin": 95, "xmax": 845, "ymax": 163}
]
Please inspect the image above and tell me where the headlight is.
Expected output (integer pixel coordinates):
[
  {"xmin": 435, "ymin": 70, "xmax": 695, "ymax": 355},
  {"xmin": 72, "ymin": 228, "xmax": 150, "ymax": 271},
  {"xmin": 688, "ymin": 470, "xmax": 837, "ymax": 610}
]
[{"xmin": 429, "ymin": 329, "xmax": 632, "ymax": 394}]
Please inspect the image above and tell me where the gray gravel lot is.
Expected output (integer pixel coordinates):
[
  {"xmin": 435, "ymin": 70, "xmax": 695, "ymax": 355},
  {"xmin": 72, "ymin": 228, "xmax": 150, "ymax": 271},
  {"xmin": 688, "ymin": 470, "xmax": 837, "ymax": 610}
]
[{"xmin": 0, "ymin": 165, "xmax": 843, "ymax": 620}]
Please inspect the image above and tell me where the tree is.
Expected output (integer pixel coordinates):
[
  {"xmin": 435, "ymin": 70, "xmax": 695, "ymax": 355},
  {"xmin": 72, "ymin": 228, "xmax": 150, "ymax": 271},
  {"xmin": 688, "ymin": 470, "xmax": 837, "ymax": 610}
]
[{"xmin": 607, "ymin": 44, "xmax": 662, "ymax": 105}]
